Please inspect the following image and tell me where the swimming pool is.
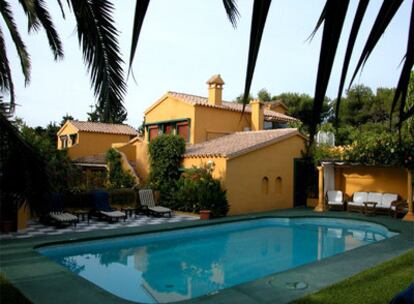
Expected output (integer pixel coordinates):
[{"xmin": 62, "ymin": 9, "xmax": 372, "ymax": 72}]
[{"xmin": 38, "ymin": 217, "xmax": 397, "ymax": 303}]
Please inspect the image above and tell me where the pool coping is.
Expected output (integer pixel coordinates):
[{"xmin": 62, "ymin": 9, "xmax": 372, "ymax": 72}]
[{"xmin": 1, "ymin": 208, "xmax": 413, "ymax": 304}]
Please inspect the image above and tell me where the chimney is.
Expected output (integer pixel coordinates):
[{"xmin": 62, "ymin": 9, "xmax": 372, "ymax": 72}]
[
  {"xmin": 250, "ymin": 99, "xmax": 264, "ymax": 131},
  {"xmin": 206, "ymin": 74, "xmax": 224, "ymax": 106}
]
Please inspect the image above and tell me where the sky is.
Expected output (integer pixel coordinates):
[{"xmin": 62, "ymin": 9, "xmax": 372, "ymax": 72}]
[{"xmin": 4, "ymin": 0, "xmax": 412, "ymax": 128}]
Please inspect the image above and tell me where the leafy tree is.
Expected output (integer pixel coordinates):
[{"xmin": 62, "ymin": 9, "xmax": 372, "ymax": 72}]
[
  {"xmin": 60, "ymin": 114, "xmax": 74, "ymax": 127},
  {"xmin": 234, "ymin": 93, "xmax": 253, "ymax": 104},
  {"xmin": 19, "ymin": 122, "xmax": 81, "ymax": 192},
  {"xmin": 272, "ymin": 92, "xmax": 331, "ymax": 132},
  {"xmin": 257, "ymin": 88, "xmax": 271, "ymax": 102}
]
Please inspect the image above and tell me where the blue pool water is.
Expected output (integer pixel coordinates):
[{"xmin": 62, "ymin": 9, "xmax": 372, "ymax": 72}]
[{"xmin": 38, "ymin": 218, "xmax": 397, "ymax": 303}]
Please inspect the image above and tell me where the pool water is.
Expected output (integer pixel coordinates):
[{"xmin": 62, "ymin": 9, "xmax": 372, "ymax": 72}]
[{"xmin": 38, "ymin": 218, "xmax": 397, "ymax": 303}]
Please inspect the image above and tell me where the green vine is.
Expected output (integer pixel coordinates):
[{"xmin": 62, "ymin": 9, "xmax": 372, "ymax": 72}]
[{"xmin": 106, "ymin": 148, "xmax": 136, "ymax": 188}]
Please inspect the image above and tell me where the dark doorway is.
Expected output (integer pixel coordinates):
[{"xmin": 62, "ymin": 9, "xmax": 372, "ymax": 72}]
[{"xmin": 293, "ymin": 158, "xmax": 317, "ymax": 207}]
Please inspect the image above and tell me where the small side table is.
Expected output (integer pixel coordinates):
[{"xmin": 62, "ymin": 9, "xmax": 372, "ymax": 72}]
[
  {"xmin": 121, "ymin": 207, "xmax": 136, "ymax": 218},
  {"xmin": 363, "ymin": 202, "xmax": 377, "ymax": 216},
  {"xmin": 73, "ymin": 210, "xmax": 89, "ymax": 222}
]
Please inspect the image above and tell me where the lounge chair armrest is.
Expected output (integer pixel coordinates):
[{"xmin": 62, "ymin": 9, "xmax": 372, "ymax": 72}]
[
  {"xmin": 344, "ymin": 193, "xmax": 350, "ymax": 202},
  {"xmin": 391, "ymin": 200, "xmax": 408, "ymax": 208}
]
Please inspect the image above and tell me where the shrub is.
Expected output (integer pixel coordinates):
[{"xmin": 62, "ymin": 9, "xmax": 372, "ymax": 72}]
[
  {"xmin": 109, "ymin": 188, "xmax": 137, "ymax": 206},
  {"xmin": 148, "ymin": 135, "xmax": 186, "ymax": 204},
  {"xmin": 106, "ymin": 148, "xmax": 136, "ymax": 189},
  {"xmin": 173, "ymin": 165, "xmax": 229, "ymax": 218}
]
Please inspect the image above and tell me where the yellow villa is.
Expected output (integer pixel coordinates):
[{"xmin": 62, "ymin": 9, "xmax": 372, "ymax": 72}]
[{"xmin": 58, "ymin": 75, "xmax": 307, "ymax": 215}]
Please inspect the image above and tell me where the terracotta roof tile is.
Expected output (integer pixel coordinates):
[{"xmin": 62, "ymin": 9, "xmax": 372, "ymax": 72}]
[
  {"xmin": 184, "ymin": 128, "xmax": 303, "ymax": 158},
  {"xmin": 69, "ymin": 120, "xmax": 138, "ymax": 136},
  {"xmin": 168, "ymin": 92, "xmax": 297, "ymax": 123}
]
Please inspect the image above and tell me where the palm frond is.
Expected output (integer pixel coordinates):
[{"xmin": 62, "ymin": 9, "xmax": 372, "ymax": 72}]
[
  {"xmin": 33, "ymin": 0, "xmax": 63, "ymax": 60},
  {"xmin": 349, "ymin": 0, "xmax": 403, "ymax": 88},
  {"xmin": 306, "ymin": 2, "xmax": 326, "ymax": 42},
  {"xmin": 222, "ymin": 0, "xmax": 240, "ymax": 28},
  {"xmin": 129, "ymin": 0, "xmax": 150, "ymax": 74},
  {"xmin": 310, "ymin": 0, "xmax": 350, "ymax": 148},
  {"xmin": 335, "ymin": 0, "xmax": 369, "ymax": 125},
  {"xmin": 56, "ymin": 0, "xmax": 66, "ymax": 19},
  {"xmin": 394, "ymin": 1, "xmax": 414, "ymax": 126},
  {"xmin": 0, "ymin": 0, "xmax": 31, "ymax": 84},
  {"xmin": 242, "ymin": 0, "xmax": 272, "ymax": 109},
  {"xmin": 69, "ymin": 0, "xmax": 127, "ymax": 122},
  {"xmin": 0, "ymin": 27, "xmax": 15, "ymax": 105},
  {"xmin": 18, "ymin": 0, "xmax": 41, "ymax": 32}
]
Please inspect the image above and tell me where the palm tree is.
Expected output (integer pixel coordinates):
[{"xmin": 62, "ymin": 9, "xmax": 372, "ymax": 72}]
[{"xmin": 0, "ymin": 0, "xmax": 127, "ymax": 217}]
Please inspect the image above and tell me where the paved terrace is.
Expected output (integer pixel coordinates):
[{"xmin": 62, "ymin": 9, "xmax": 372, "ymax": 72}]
[
  {"xmin": 0, "ymin": 208, "xmax": 413, "ymax": 304},
  {"xmin": 0, "ymin": 213, "xmax": 198, "ymax": 240}
]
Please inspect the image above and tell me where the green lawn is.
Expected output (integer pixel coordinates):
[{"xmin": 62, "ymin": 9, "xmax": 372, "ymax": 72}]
[
  {"xmin": 0, "ymin": 273, "xmax": 31, "ymax": 304},
  {"xmin": 292, "ymin": 250, "xmax": 414, "ymax": 304}
]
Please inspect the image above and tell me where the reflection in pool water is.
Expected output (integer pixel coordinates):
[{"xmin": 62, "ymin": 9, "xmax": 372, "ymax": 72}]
[{"xmin": 38, "ymin": 218, "xmax": 396, "ymax": 303}]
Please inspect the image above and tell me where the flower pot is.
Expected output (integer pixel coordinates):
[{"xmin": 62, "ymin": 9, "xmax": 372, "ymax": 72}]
[{"xmin": 199, "ymin": 210, "xmax": 211, "ymax": 220}]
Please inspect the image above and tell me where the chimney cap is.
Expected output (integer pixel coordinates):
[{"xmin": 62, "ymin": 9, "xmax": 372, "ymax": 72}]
[{"xmin": 206, "ymin": 74, "xmax": 225, "ymax": 85}]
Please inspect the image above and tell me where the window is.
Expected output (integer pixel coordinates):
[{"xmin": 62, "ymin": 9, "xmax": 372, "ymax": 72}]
[
  {"xmin": 148, "ymin": 126, "xmax": 159, "ymax": 141},
  {"xmin": 60, "ymin": 136, "xmax": 68, "ymax": 148},
  {"xmin": 177, "ymin": 122, "xmax": 189, "ymax": 141},
  {"xmin": 69, "ymin": 134, "xmax": 78, "ymax": 145},
  {"xmin": 275, "ymin": 177, "xmax": 282, "ymax": 194},
  {"xmin": 264, "ymin": 121, "xmax": 288, "ymax": 130},
  {"xmin": 164, "ymin": 124, "xmax": 174, "ymax": 135},
  {"xmin": 146, "ymin": 119, "xmax": 190, "ymax": 142},
  {"xmin": 261, "ymin": 177, "xmax": 269, "ymax": 194}
]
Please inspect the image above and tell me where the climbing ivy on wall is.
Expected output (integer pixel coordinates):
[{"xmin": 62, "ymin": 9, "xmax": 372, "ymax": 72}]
[
  {"xmin": 106, "ymin": 148, "xmax": 136, "ymax": 189},
  {"xmin": 148, "ymin": 135, "xmax": 186, "ymax": 204}
]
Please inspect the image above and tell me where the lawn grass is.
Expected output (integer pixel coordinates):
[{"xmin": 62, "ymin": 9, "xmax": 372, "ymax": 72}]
[
  {"xmin": 0, "ymin": 273, "xmax": 31, "ymax": 304},
  {"xmin": 292, "ymin": 250, "xmax": 414, "ymax": 304}
]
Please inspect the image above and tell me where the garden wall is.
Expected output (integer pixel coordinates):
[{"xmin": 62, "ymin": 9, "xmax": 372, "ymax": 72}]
[{"xmin": 335, "ymin": 166, "xmax": 408, "ymax": 199}]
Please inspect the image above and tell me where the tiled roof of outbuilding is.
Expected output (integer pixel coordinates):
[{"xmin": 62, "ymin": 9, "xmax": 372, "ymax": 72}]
[
  {"xmin": 167, "ymin": 92, "xmax": 298, "ymax": 123},
  {"xmin": 184, "ymin": 128, "xmax": 305, "ymax": 159},
  {"xmin": 68, "ymin": 120, "xmax": 138, "ymax": 136}
]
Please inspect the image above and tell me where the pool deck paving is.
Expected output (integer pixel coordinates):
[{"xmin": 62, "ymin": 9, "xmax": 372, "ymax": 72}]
[{"xmin": 1, "ymin": 208, "xmax": 413, "ymax": 304}]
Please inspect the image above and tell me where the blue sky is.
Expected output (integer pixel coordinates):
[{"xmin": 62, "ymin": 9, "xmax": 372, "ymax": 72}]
[{"xmin": 4, "ymin": 0, "xmax": 412, "ymax": 128}]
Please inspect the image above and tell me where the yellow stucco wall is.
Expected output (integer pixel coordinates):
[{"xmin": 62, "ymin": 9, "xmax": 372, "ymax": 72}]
[
  {"xmin": 224, "ymin": 135, "xmax": 305, "ymax": 215},
  {"xmin": 193, "ymin": 106, "xmax": 251, "ymax": 144},
  {"xmin": 133, "ymin": 140, "xmax": 150, "ymax": 182},
  {"xmin": 272, "ymin": 105, "xmax": 287, "ymax": 114},
  {"xmin": 145, "ymin": 96, "xmax": 195, "ymax": 143},
  {"xmin": 115, "ymin": 141, "xmax": 137, "ymax": 162},
  {"xmin": 66, "ymin": 132, "xmax": 132, "ymax": 159},
  {"xmin": 335, "ymin": 166, "xmax": 408, "ymax": 199},
  {"xmin": 182, "ymin": 157, "xmax": 227, "ymax": 181}
]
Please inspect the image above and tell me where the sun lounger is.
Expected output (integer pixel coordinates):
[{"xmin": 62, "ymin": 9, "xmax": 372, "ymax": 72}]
[
  {"xmin": 46, "ymin": 193, "xmax": 79, "ymax": 227},
  {"xmin": 91, "ymin": 191, "xmax": 126, "ymax": 222},
  {"xmin": 138, "ymin": 189, "xmax": 172, "ymax": 217}
]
